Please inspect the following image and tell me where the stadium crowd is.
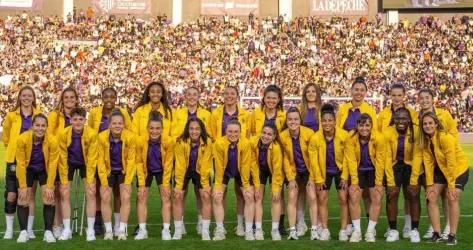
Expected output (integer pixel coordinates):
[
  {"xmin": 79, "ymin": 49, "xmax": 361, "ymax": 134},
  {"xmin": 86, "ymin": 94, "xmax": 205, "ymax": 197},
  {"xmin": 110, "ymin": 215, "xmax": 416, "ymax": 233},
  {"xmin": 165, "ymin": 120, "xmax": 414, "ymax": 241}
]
[{"xmin": 0, "ymin": 12, "xmax": 472, "ymax": 131}]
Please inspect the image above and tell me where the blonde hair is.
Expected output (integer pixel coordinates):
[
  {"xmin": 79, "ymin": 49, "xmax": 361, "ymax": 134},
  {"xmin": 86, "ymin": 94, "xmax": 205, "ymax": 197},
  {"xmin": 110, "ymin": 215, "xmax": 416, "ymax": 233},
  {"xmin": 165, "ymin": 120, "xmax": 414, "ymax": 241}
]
[{"xmin": 418, "ymin": 112, "xmax": 445, "ymax": 150}]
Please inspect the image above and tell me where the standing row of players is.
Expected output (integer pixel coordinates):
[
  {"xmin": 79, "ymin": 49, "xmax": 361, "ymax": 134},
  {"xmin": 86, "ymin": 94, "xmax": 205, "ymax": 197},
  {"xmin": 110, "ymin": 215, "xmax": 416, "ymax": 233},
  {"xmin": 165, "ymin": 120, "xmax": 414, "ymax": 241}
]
[{"xmin": 2, "ymin": 78, "xmax": 468, "ymax": 245}]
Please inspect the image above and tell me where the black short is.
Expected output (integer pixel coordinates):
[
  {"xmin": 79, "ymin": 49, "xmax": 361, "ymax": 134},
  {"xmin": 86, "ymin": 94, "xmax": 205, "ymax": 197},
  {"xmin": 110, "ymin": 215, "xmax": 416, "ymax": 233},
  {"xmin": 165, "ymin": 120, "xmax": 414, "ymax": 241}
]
[
  {"xmin": 26, "ymin": 168, "xmax": 48, "ymax": 187},
  {"xmin": 107, "ymin": 171, "xmax": 125, "ymax": 188},
  {"xmin": 222, "ymin": 174, "xmax": 243, "ymax": 187},
  {"xmin": 180, "ymin": 170, "xmax": 202, "ymax": 190},
  {"xmin": 295, "ymin": 172, "xmax": 310, "ymax": 187},
  {"xmin": 392, "ymin": 162, "xmax": 412, "ymax": 187},
  {"xmin": 259, "ymin": 169, "xmax": 272, "ymax": 186},
  {"xmin": 433, "ymin": 166, "xmax": 447, "ymax": 185},
  {"xmin": 358, "ymin": 170, "xmax": 375, "ymax": 189},
  {"xmin": 455, "ymin": 170, "xmax": 469, "ymax": 191},
  {"xmin": 145, "ymin": 172, "xmax": 163, "ymax": 187},
  {"xmin": 5, "ymin": 163, "xmax": 18, "ymax": 193},
  {"xmin": 324, "ymin": 172, "xmax": 342, "ymax": 190},
  {"xmin": 418, "ymin": 173, "xmax": 426, "ymax": 187},
  {"xmin": 68, "ymin": 164, "xmax": 86, "ymax": 181}
]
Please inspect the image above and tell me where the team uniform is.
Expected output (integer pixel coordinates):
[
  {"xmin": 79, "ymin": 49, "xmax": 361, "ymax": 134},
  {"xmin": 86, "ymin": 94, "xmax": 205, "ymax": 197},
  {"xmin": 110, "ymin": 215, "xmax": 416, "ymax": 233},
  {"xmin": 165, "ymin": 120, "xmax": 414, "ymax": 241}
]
[
  {"xmin": 336, "ymin": 101, "xmax": 378, "ymax": 132},
  {"xmin": 248, "ymin": 137, "xmax": 284, "ymax": 194},
  {"xmin": 247, "ymin": 108, "xmax": 285, "ymax": 137},
  {"xmin": 378, "ymin": 105, "xmax": 418, "ymax": 133},
  {"xmin": 132, "ymin": 103, "xmax": 173, "ymax": 137},
  {"xmin": 171, "ymin": 107, "xmax": 211, "ymax": 139},
  {"xmin": 174, "ymin": 139, "xmax": 212, "ymax": 190},
  {"xmin": 207, "ymin": 105, "xmax": 249, "ymax": 140}
]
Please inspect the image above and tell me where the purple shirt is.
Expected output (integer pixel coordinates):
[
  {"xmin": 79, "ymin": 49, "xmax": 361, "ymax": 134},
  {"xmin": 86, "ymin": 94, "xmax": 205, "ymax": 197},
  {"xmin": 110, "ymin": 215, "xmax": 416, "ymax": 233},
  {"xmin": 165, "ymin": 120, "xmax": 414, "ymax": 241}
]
[
  {"xmin": 343, "ymin": 108, "xmax": 361, "ymax": 131},
  {"xmin": 188, "ymin": 144, "xmax": 199, "ymax": 172},
  {"xmin": 396, "ymin": 134, "xmax": 405, "ymax": 162},
  {"xmin": 359, "ymin": 142, "xmax": 375, "ymax": 171},
  {"xmin": 99, "ymin": 115, "xmax": 109, "ymax": 132},
  {"xmin": 188, "ymin": 111, "xmax": 197, "ymax": 121},
  {"xmin": 109, "ymin": 136, "xmax": 123, "ymax": 171},
  {"xmin": 258, "ymin": 141, "xmax": 270, "ymax": 173},
  {"xmin": 264, "ymin": 115, "xmax": 276, "ymax": 128},
  {"xmin": 29, "ymin": 142, "xmax": 45, "ymax": 172},
  {"xmin": 147, "ymin": 140, "xmax": 162, "ymax": 173},
  {"xmin": 64, "ymin": 114, "xmax": 71, "ymax": 128},
  {"xmin": 304, "ymin": 108, "xmax": 319, "ymax": 132},
  {"xmin": 68, "ymin": 131, "xmax": 85, "ymax": 166},
  {"xmin": 325, "ymin": 139, "xmax": 339, "ymax": 174},
  {"xmin": 292, "ymin": 137, "xmax": 308, "ymax": 173},
  {"xmin": 221, "ymin": 108, "xmax": 238, "ymax": 136},
  {"xmin": 20, "ymin": 112, "xmax": 32, "ymax": 134},
  {"xmin": 224, "ymin": 145, "xmax": 239, "ymax": 178}
]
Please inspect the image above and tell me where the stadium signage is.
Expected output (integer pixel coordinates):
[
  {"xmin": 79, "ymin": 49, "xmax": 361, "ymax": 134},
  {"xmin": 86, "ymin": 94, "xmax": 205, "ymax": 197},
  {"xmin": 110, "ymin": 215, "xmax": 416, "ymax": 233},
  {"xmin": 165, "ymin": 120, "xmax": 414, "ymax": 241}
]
[
  {"xmin": 91, "ymin": 0, "xmax": 151, "ymax": 14},
  {"xmin": 201, "ymin": 0, "xmax": 260, "ymax": 16},
  {"xmin": 310, "ymin": 0, "xmax": 369, "ymax": 16},
  {"xmin": 0, "ymin": 0, "xmax": 43, "ymax": 10}
]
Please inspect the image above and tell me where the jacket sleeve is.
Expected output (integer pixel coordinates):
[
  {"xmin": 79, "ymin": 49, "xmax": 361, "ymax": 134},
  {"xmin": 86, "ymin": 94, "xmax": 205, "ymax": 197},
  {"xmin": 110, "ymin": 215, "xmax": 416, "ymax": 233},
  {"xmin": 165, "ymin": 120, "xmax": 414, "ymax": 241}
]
[
  {"xmin": 410, "ymin": 143, "xmax": 423, "ymax": 186},
  {"xmin": 58, "ymin": 133, "xmax": 69, "ymax": 185},
  {"xmin": 309, "ymin": 136, "xmax": 323, "ymax": 184},
  {"xmin": 384, "ymin": 136, "xmax": 395, "ymax": 187},
  {"xmin": 97, "ymin": 140, "xmax": 109, "ymax": 187},
  {"xmin": 87, "ymin": 109, "xmax": 95, "ymax": 130},
  {"xmin": 124, "ymin": 136, "xmax": 137, "ymax": 185},
  {"xmin": 248, "ymin": 112, "xmax": 256, "ymax": 137},
  {"xmin": 345, "ymin": 138, "xmax": 359, "ymax": 185},
  {"xmin": 270, "ymin": 144, "xmax": 283, "ymax": 194},
  {"xmin": 239, "ymin": 143, "xmax": 254, "ymax": 189},
  {"xmin": 161, "ymin": 140, "xmax": 175, "ymax": 188},
  {"xmin": 123, "ymin": 108, "xmax": 133, "ymax": 132},
  {"xmin": 199, "ymin": 142, "xmax": 213, "ymax": 189},
  {"xmin": 213, "ymin": 142, "xmax": 224, "ymax": 190},
  {"xmin": 282, "ymin": 144, "xmax": 295, "ymax": 182},
  {"xmin": 174, "ymin": 142, "xmax": 186, "ymax": 190},
  {"xmin": 440, "ymin": 135, "xmax": 457, "ymax": 189},
  {"xmin": 374, "ymin": 136, "xmax": 387, "ymax": 186},
  {"xmin": 135, "ymin": 139, "xmax": 146, "ymax": 187},
  {"xmin": 423, "ymin": 148, "xmax": 435, "ymax": 187},
  {"xmin": 15, "ymin": 136, "xmax": 28, "ymax": 189},
  {"xmin": 47, "ymin": 112, "xmax": 58, "ymax": 135},
  {"xmin": 131, "ymin": 109, "xmax": 141, "ymax": 135},
  {"xmin": 207, "ymin": 112, "xmax": 218, "ymax": 141},
  {"xmin": 86, "ymin": 135, "xmax": 99, "ymax": 184},
  {"xmin": 46, "ymin": 137, "xmax": 60, "ymax": 189},
  {"xmin": 443, "ymin": 112, "xmax": 459, "ymax": 142},
  {"xmin": 2, "ymin": 112, "xmax": 12, "ymax": 147}
]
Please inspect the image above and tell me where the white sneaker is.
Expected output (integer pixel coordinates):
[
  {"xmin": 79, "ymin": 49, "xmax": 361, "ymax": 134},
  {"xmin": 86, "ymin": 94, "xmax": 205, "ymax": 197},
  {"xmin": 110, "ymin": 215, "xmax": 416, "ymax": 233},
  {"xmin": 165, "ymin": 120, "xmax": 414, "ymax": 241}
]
[
  {"xmin": 235, "ymin": 225, "xmax": 245, "ymax": 236},
  {"xmin": 43, "ymin": 230, "xmax": 56, "ymax": 243},
  {"xmin": 441, "ymin": 227, "xmax": 450, "ymax": 240},
  {"xmin": 346, "ymin": 224, "xmax": 354, "ymax": 236},
  {"xmin": 28, "ymin": 229, "xmax": 36, "ymax": 239},
  {"xmin": 114, "ymin": 226, "xmax": 120, "ymax": 237},
  {"xmin": 403, "ymin": 226, "xmax": 411, "ymax": 239},
  {"xmin": 59, "ymin": 229, "xmax": 72, "ymax": 240},
  {"xmin": 386, "ymin": 229, "xmax": 399, "ymax": 242},
  {"xmin": 52, "ymin": 226, "xmax": 62, "ymax": 239},
  {"xmin": 339, "ymin": 229, "xmax": 349, "ymax": 241},
  {"xmin": 310, "ymin": 227, "xmax": 319, "ymax": 240},
  {"xmin": 319, "ymin": 229, "xmax": 330, "ymax": 241},
  {"xmin": 254, "ymin": 229, "xmax": 264, "ymax": 240},
  {"xmin": 172, "ymin": 228, "xmax": 183, "ymax": 240},
  {"xmin": 423, "ymin": 226, "xmax": 433, "ymax": 239},
  {"xmin": 288, "ymin": 228, "xmax": 298, "ymax": 240},
  {"xmin": 296, "ymin": 223, "xmax": 308, "ymax": 237},
  {"xmin": 117, "ymin": 231, "xmax": 127, "ymax": 240},
  {"xmin": 134, "ymin": 228, "xmax": 148, "ymax": 240},
  {"xmin": 245, "ymin": 231, "xmax": 255, "ymax": 241},
  {"xmin": 365, "ymin": 229, "xmax": 376, "ymax": 243},
  {"xmin": 271, "ymin": 229, "xmax": 281, "ymax": 241},
  {"xmin": 196, "ymin": 221, "xmax": 202, "ymax": 235},
  {"xmin": 104, "ymin": 231, "xmax": 114, "ymax": 240},
  {"xmin": 16, "ymin": 230, "xmax": 29, "ymax": 243},
  {"xmin": 213, "ymin": 228, "xmax": 226, "ymax": 241},
  {"xmin": 86, "ymin": 229, "xmax": 96, "ymax": 241},
  {"xmin": 4, "ymin": 230, "xmax": 13, "ymax": 240},
  {"xmin": 410, "ymin": 229, "xmax": 421, "ymax": 243},
  {"xmin": 201, "ymin": 230, "xmax": 211, "ymax": 241},
  {"xmin": 349, "ymin": 230, "xmax": 362, "ymax": 243},
  {"xmin": 162, "ymin": 228, "xmax": 171, "ymax": 241}
]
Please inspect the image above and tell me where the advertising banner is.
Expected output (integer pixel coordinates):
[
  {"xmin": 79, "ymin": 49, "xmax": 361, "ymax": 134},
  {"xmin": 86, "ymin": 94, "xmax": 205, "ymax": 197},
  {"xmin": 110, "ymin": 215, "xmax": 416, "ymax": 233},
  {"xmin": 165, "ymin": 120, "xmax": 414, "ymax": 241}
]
[
  {"xmin": 310, "ymin": 0, "xmax": 369, "ymax": 16},
  {"xmin": 0, "ymin": 0, "xmax": 43, "ymax": 10},
  {"xmin": 91, "ymin": 0, "xmax": 152, "ymax": 14},
  {"xmin": 201, "ymin": 0, "xmax": 259, "ymax": 16},
  {"xmin": 383, "ymin": 0, "xmax": 473, "ymax": 9}
]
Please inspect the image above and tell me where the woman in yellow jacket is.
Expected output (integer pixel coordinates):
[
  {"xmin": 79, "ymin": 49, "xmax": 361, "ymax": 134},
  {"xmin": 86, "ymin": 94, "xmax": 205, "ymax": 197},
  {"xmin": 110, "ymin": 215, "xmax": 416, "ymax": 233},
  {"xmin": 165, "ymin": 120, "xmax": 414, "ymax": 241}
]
[
  {"xmin": 172, "ymin": 118, "xmax": 213, "ymax": 240},
  {"xmin": 57, "ymin": 107, "xmax": 98, "ymax": 241},
  {"xmin": 97, "ymin": 110, "xmax": 136, "ymax": 241},
  {"xmin": 417, "ymin": 88, "xmax": 459, "ymax": 239},
  {"xmin": 384, "ymin": 107, "xmax": 423, "ymax": 243},
  {"xmin": 300, "ymin": 83, "xmax": 322, "ymax": 132},
  {"xmin": 15, "ymin": 114, "xmax": 59, "ymax": 243},
  {"xmin": 345, "ymin": 113, "xmax": 386, "ymax": 243},
  {"xmin": 309, "ymin": 104, "xmax": 350, "ymax": 242},
  {"xmin": 418, "ymin": 112, "xmax": 469, "ymax": 245},
  {"xmin": 134, "ymin": 111, "xmax": 175, "ymax": 241},
  {"xmin": 2, "ymin": 86, "xmax": 41, "ymax": 240},
  {"xmin": 208, "ymin": 85, "xmax": 249, "ymax": 235},
  {"xmin": 247, "ymin": 85, "xmax": 286, "ymax": 137},
  {"xmin": 47, "ymin": 87, "xmax": 79, "ymax": 237},
  {"xmin": 87, "ymin": 87, "xmax": 131, "ymax": 236},
  {"xmin": 212, "ymin": 119, "xmax": 252, "ymax": 241},
  {"xmin": 248, "ymin": 124, "xmax": 284, "ymax": 241},
  {"xmin": 279, "ymin": 107, "xmax": 317, "ymax": 240}
]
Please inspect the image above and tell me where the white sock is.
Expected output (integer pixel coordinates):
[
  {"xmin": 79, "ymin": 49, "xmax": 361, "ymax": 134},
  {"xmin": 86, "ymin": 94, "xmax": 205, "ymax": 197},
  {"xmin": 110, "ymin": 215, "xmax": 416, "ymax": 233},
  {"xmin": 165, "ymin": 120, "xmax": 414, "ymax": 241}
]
[
  {"xmin": 255, "ymin": 222, "xmax": 262, "ymax": 229},
  {"xmin": 198, "ymin": 215, "xmax": 202, "ymax": 223},
  {"xmin": 367, "ymin": 220, "xmax": 377, "ymax": 231},
  {"xmin": 404, "ymin": 215, "xmax": 411, "ymax": 229},
  {"xmin": 114, "ymin": 213, "xmax": 120, "ymax": 227},
  {"xmin": 352, "ymin": 219, "xmax": 361, "ymax": 231},
  {"xmin": 174, "ymin": 220, "xmax": 183, "ymax": 230},
  {"xmin": 237, "ymin": 215, "xmax": 244, "ymax": 227},
  {"xmin": 444, "ymin": 225, "xmax": 450, "ymax": 232},
  {"xmin": 5, "ymin": 215, "xmax": 14, "ymax": 232},
  {"xmin": 87, "ymin": 217, "xmax": 95, "ymax": 232},
  {"xmin": 119, "ymin": 222, "xmax": 127, "ymax": 232},
  {"xmin": 311, "ymin": 225, "xmax": 318, "ymax": 230},
  {"xmin": 245, "ymin": 221, "xmax": 253, "ymax": 233},
  {"xmin": 104, "ymin": 222, "xmax": 113, "ymax": 232},
  {"xmin": 163, "ymin": 223, "xmax": 170, "ymax": 230},
  {"xmin": 272, "ymin": 222, "xmax": 279, "ymax": 230},
  {"xmin": 297, "ymin": 210, "xmax": 305, "ymax": 225},
  {"xmin": 63, "ymin": 219, "xmax": 71, "ymax": 231},
  {"xmin": 27, "ymin": 216, "xmax": 34, "ymax": 231},
  {"xmin": 202, "ymin": 220, "xmax": 210, "ymax": 231},
  {"xmin": 139, "ymin": 223, "xmax": 146, "ymax": 230},
  {"xmin": 216, "ymin": 222, "xmax": 224, "ymax": 230},
  {"xmin": 428, "ymin": 224, "xmax": 433, "ymax": 231}
]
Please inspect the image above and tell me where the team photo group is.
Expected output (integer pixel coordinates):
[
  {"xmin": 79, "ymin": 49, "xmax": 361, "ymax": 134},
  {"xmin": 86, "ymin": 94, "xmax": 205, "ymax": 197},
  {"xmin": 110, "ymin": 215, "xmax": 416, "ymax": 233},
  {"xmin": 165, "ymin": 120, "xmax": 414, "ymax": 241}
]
[{"xmin": 2, "ymin": 77, "xmax": 469, "ymax": 245}]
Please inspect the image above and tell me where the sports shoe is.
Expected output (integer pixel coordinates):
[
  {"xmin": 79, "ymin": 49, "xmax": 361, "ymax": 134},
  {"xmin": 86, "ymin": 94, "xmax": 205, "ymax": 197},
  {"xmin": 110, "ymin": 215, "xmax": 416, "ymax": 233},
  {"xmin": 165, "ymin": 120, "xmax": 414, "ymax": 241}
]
[
  {"xmin": 117, "ymin": 231, "xmax": 127, "ymax": 240},
  {"xmin": 279, "ymin": 224, "xmax": 287, "ymax": 236},
  {"xmin": 349, "ymin": 230, "xmax": 362, "ymax": 243},
  {"xmin": 410, "ymin": 229, "xmax": 420, "ymax": 243},
  {"xmin": 58, "ymin": 229, "xmax": 72, "ymax": 240},
  {"xmin": 114, "ymin": 225, "xmax": 120, "ymax": 237},
  {"xmin": 271, "ymin": 229, "xmax": 281, "ymax": 241},
  {"xmin": 319, "ymin": 229, "xmax": 330, "ymax": 241},
  {"xmin": 86, "ymin": 229, "xmax": 96, "ymax": 241},
  {"xmin": 162, "ymin": 228, "xmax": 171, "ymax": 241},
  {"xmin": 296, "ymin": 223, "xmax": 308, "ymax": 237},
  {"xmin": 346, "ymin": 224, "xmax": 354, "ymax": 236},
  {"xmin": 132, "ymin": 225, "xmax": 139, "ymax": 237},
  {"xmin": 104, "ymin": 231, "xmax": 114, "ymax": 240},
  {"xmin": 4, "ymin": 230, "xmax": 13, "ymax": 240},
  {"xmin": 423, "ymin": 226, "xmax": 434, "ymax": 239},
  {"xmin": 94, "ymin": 215, "xmax": 105, "ymax": 235},
  {"xmin": 403, "ymin": 226, "xmax": 411, "ymax": 239},
  {"xmin": 288, "ymin": 228, "xmax": 298, "ymax": 240},
  {"xmin": 134, "ymin": 228, "xmax": 148, "ymax": 240},
  {"xmin": 441, "ymin": 227, "xmax": 450, "ymax": 241},
  {"xmin": 196, "ymin": 221, "xmax": 202, "ymax": 235},
  {"xmin": 16, "ymin": 230, "xmax": 29, "ymax": 243},
  {"xmin": 365, "ymin": 229, "xmax": 376, "ymax": 242},
  {"xmin": 254, "ymin": 229, "xmax": 264, "ymax": 240},
  {"xmin": 213, "ymin": 228, "xmax": 226, "ymax": 241},
  {"xmin": 386, "ymin": 229, "xmax": 399, "ymax": 242},
  {"xmin": 446, "ymin": 234, "xmax": 457, "ymax": 246},
  {"xmin": 235, "ymin": 225, "xmax": 245, "ymax": 236},
  {"xmin": 426, "ymin": 232, "xmax": 442, "ymax": 243},
  {"xmin": 172, "ymin": 228, "xmax": 183, "ymax": 240},
  {"xmin": 43, "ymin": 230, "xmax": 56, "ymax": 243},
  {"xmin": 310, "ymin": 227, "xmax": 319, "ymax": 240},
  {"xmin": 245, "ymin": 231, "xmax": 255, "ymax": 241},
  {"xmin": 27, "ymin": 230, "xmax": 36, "ymax": 239},
  {"xmin": 201, "ymin": 230, "xmax": 211, "ymax": 240},
  {"xmin": 339, "ymin": 229, "xmax": 349, "ymax": 241},
  {"xmin": 52, "ymin": 226, "xmax": 62, "ymax": 239}
]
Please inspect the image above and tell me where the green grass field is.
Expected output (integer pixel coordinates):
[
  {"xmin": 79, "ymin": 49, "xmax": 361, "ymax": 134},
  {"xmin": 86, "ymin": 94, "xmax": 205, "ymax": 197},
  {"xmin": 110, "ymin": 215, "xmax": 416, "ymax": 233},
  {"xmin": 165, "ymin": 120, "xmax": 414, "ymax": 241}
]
[{"xmin": 0, "ymin": 145, "xmax": 472, "ymax": 250}]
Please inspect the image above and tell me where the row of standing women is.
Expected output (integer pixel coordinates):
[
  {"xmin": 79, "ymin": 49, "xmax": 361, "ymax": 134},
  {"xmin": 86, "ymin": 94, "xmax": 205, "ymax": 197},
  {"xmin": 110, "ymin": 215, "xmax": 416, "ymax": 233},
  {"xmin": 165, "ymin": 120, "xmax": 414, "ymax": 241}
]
[{"xmin": 2, "ymin": 78, "xmax": 468, "ymax": 245}]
